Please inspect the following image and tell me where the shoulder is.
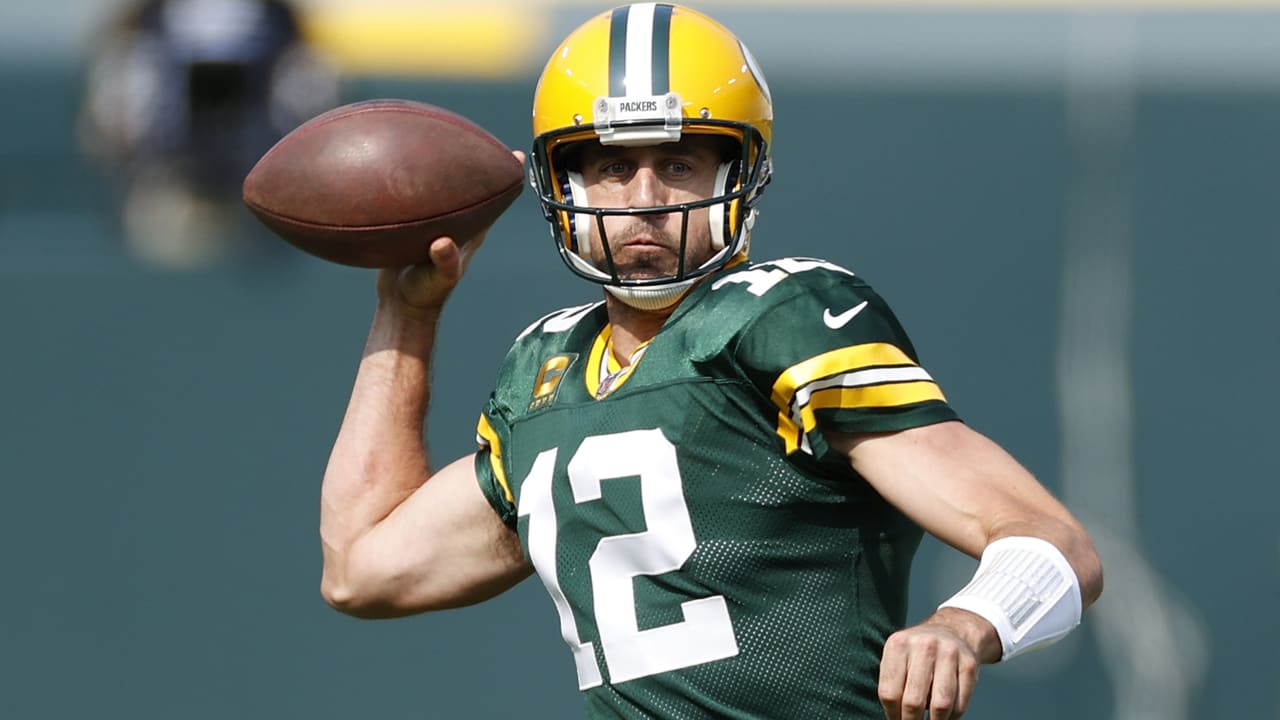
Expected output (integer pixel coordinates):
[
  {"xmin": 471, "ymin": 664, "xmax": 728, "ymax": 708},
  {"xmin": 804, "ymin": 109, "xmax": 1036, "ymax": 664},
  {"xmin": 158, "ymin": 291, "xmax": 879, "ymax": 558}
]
[
  {"xmin": 486, "ymin": 300, "xmax": 605, "ymax": 405},
  {"xmin": 693, "ymin": 256, "xmax": 926, "ymax": 372},
  {"xmin": 706, "ymin": 256, "xmax": 871, "ymax": 301},
  {"xmin": 510, "ymin": 301, "xmax": 606, "ymax": 347},
  {"xmin": 692, "ymin": 256, "xmax": 902, "ymax": 342},
  {"xmin": 707, "ymin": 259, "xmax": 957, "ymax": 453},
  {"xmin": 500, "ymin": 300, "xmax": 606, "ymax": 368}
]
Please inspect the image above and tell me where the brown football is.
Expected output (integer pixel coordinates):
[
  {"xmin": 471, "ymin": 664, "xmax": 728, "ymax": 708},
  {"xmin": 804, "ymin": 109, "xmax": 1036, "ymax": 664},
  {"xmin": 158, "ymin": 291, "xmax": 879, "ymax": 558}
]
[{"xmin": 242, "ymin": 99, "xmax": 524, "ymax": 268}]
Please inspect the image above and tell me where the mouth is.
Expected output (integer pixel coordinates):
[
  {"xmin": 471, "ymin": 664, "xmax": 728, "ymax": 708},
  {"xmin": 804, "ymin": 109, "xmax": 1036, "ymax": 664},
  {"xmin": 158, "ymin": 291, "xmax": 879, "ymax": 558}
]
[
  {"xmin": 625, "ymin": 243, "xmax": 666, "ymax": 254},
  {"xmin": 619, "ymin": 234, "xmax": 670, "ymax": 251}
]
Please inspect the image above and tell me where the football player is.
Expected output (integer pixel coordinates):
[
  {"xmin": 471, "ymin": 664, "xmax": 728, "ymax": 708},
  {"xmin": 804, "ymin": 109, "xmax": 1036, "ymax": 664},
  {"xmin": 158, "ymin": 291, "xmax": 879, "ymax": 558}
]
[
  {"xmin": 318, "ymin": 4, "xmax": 1103, "ymax": 719},
  {"xmin": 79, "ymin": 0, "xmax": 337, "ymax": 269}
]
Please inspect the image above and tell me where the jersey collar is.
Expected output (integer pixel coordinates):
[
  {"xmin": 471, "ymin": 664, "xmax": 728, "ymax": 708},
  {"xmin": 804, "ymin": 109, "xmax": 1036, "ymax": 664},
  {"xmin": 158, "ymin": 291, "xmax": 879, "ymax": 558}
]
[{"xmin": 585, "ymin": 324, "xmax": 652, "ymax": 399}]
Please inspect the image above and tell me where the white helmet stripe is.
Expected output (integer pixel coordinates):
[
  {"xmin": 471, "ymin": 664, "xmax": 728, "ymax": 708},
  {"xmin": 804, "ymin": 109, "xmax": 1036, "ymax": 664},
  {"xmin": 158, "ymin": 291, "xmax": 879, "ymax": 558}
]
[
  {"xmin": 624, "ymin": 4, "xmax": 656, "ymax": 96},
  {"xmin": 609, "ymin": 3, "xmax": 673, "ymax": 98}
]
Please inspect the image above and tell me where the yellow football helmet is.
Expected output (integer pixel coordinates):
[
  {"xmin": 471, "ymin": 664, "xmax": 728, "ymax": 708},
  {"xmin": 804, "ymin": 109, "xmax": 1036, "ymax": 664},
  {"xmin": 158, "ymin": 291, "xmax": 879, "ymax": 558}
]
[{"xmin": 529, "ymin": 2, "xmax": 773, "ymax": 308}]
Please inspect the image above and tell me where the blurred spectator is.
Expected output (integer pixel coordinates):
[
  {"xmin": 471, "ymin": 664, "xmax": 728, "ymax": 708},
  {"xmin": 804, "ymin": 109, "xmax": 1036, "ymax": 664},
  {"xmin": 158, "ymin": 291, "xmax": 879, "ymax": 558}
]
[{"xmin": 79, "ymin": 0, "xmax": 339, "ymax": 270}]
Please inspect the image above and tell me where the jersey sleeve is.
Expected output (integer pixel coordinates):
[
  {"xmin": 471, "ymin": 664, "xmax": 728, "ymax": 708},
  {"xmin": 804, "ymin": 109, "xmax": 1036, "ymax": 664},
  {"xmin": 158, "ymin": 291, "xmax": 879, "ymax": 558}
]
[
  {"xmin": 470, "ymin": 301, "xmax": 606, "ymax": 528},
  {"xmin": 733, "ymin": 266, "xmax": 959, "ymax": 466},
  {"xmin": 474, "ymin": 400, "xmax": 518, "ymax": 527}
]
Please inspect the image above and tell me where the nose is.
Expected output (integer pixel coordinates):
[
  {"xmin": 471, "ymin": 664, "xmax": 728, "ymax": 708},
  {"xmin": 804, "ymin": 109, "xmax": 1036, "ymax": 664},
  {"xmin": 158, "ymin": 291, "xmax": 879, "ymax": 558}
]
[{"xmin": 628, "ymin": 165, "xmax": 666, "ymax": 209}]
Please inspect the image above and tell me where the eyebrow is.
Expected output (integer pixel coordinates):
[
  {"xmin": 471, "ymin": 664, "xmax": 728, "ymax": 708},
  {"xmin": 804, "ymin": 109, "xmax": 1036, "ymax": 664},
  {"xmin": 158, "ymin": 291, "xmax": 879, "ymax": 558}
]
[{"xmin": 584, "ymin": 144, "xmax": 715, "ymax": 164}]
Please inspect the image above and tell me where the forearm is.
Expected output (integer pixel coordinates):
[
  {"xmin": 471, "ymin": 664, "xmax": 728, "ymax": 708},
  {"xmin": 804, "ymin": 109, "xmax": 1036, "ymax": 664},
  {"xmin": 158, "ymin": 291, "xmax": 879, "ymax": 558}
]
[
  {"xmin": 839, "ymin": 421, "xmax": 1104, "ymax": 608},
  {"xmin": 320, "ymin": 304, "xmax": 442, "ymax": 587}
]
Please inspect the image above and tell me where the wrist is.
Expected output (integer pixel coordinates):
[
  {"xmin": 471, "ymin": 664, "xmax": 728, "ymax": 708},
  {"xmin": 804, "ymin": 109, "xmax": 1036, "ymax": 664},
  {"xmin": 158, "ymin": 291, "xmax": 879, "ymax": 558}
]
[
  {"xmin": 373, "ymin": 264, "xmax": 455, "ymax": 325},
  {"xmin": 938, "ymin": 536, "xmax": 1084, "ymax": 662},
  {"xmin": 367, "ymin": 300, "xmax": 441, "ymax": 353},
  {"xmin": 377, "ymin": 288, "xmax": 447, "ymax": 322},
  {"xmin": 929, "ymin": 607, "xmax": 1003, "ymax": 664}
]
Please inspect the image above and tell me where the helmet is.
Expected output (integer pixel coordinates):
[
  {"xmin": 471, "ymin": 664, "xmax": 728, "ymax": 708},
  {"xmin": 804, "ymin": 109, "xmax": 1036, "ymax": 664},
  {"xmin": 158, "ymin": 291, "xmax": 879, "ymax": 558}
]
[{"xmin": 529, "ymin": 3, "xmax": 773, "ymax": 309}]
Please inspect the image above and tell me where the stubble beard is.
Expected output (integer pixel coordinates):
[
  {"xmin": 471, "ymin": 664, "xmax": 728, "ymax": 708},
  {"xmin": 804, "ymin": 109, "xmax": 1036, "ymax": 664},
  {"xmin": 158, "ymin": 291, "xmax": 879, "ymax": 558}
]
[{"xmin": 602, "ymin": 220, "xmax": 708, "ymax": 281}]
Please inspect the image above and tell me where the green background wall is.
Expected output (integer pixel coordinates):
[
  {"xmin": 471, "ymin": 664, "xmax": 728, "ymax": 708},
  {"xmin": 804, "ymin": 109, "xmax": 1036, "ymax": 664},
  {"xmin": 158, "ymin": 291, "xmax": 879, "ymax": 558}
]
[{"xmin": 2, "ymin": 57, "xmax": 1276, "ymax": 719}]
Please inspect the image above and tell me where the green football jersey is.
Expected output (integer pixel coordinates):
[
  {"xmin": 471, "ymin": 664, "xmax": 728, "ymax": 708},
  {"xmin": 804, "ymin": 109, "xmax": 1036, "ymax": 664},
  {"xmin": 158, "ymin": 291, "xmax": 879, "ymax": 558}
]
[{"xmin": 474, "ymin": 257, "xmax": 959, "ymax": 719}]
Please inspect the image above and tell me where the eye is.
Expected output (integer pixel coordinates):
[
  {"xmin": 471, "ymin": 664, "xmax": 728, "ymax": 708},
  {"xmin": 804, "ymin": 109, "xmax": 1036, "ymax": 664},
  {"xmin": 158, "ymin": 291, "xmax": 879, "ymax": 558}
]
[{"xmin": 602, "ymin": 160, "xmax": 630, "ymax": 177}]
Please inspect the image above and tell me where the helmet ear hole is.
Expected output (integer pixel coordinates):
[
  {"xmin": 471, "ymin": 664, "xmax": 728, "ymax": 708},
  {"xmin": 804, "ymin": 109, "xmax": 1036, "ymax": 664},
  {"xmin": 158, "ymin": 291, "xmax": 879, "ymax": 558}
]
[
  {"xmin": 564, "ymin": 170, "xmax": 592, "ymax": 256},
  {"xmin": 555, "ymin": 167, "xmax": 593, "ymax": 254},
  {"xmin": 708, "ymin": 160, "xmax": 741, "ymax": 251}
]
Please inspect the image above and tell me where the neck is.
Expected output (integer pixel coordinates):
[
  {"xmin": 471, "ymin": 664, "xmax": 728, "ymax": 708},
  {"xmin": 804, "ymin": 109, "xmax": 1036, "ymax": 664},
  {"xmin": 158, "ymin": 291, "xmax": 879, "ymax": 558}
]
[{"xmin": 604, "ymin": 294, "xmax": 675, "ymax": 364}]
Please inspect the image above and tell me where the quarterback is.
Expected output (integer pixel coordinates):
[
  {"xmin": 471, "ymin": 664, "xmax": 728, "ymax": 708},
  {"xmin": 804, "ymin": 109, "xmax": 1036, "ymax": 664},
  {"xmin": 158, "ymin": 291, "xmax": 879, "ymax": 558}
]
[{"xmin": 318, "ymin": 4, "xmax": 1103, "ymax": 719}]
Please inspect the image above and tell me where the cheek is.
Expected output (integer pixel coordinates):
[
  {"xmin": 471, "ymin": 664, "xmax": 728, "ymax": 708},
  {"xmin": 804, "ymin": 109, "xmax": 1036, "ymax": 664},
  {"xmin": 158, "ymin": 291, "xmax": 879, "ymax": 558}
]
[
  {"xmin": 581, "ymin": 182, "xmax": 626, "ymax": 209},
  {"xmin": 684, "ymin": 206, "xmax": 714, "ymax": 243}
]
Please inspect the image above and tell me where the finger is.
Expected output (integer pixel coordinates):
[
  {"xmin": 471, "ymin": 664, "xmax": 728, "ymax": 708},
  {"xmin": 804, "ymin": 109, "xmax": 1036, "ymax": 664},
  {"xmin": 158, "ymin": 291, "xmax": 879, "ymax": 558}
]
[
  {"xmin": 427, "ymin": 237, "xmax": 463, "ymax": 279},
  {"xmin": 953, "ymin": 651, "xmax": 980, "ymax": 717},
  {"xmin": 394, "ymin": 241, "xmax": 457, "ymax": 310},
  {"xmin": 927, "ymin": 646, "xmax": 959, "ymax": 720},
  {"xmin": 899, "ymin": 641, "xmax": 936, "ymax": 720},
  {"xmin": 512, "ymin": 149, "xmax": 527, "ymax": 165},
  {"xmin": 878, "ymin": 635, "xmax": 909, "ymax": 720}
]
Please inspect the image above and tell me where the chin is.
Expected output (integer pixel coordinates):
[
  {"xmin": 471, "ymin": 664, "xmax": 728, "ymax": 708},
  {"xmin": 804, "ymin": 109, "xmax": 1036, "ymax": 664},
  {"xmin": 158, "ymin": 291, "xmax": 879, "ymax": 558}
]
[{"xmin": 614, "ymin": 263, "xmax": 674, "ymax": 280}]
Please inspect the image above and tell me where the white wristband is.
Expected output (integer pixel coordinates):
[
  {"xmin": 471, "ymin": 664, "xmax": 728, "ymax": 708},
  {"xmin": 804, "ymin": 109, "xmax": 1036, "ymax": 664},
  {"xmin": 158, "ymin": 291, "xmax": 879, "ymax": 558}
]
[{"xmin": 938, "ymin": 536, "xmax": 1082, "ymax": 661}]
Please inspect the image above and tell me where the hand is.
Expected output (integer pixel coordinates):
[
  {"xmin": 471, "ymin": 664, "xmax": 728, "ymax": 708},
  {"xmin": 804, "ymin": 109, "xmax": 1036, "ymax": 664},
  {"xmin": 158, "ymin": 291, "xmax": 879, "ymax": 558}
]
[
  {"xmin": 878, "ymin": 608, "xmax": 998, "ymax": 720},
  {"xmin": 374, "ymin": 236, "xmax": 474, "ymax": 318},
  {"xmin": 374, "ymin": 150, "xmax": 525, "ymax": 320}
]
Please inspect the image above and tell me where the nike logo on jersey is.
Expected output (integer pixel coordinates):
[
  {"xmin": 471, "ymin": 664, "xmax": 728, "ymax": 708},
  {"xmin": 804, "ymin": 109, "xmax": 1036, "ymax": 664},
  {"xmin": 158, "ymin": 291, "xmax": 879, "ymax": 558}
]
[{"xmin": 823, "ymin": 301, "xmax": 869, "ymax": 329}]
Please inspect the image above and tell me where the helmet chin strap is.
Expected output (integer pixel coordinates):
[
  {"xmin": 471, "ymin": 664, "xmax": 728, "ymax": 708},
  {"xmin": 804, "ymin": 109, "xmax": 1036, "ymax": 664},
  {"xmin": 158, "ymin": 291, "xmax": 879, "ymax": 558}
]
[
  {"xmin": 604, "ymin": 239, "xmax": 750, "ymax": 311},
  {"xmin": 605, "ymin": 279, "xmax": 699, "ymax": 311}
]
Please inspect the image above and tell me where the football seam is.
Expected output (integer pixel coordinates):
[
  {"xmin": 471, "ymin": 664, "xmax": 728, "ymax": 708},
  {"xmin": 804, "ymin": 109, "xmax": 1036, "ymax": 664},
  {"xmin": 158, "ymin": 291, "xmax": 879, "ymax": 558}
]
[
  {"xmin": 257, "ymin": 100, "xmax": 520, "ymax": 166},
  {"xmin": 244, "ymin": 179, "xmax": 523, "ymax": 230}
]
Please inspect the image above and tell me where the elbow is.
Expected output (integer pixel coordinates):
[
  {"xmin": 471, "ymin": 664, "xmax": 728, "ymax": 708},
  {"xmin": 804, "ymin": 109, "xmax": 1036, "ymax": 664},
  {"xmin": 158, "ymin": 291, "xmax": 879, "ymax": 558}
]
[
  {"xmin": 1077, "ymin": 538, "xmax": 1104, "ymax": 608},
  {"xmin": 320, "ymin": 555, "xmax": 416, "ymax": 620},
  {"xmin": 1087, "ymin": 566, "xmax": 1104, "ymax": 607},
  {"xmin": 320, "ymin": 574, "xmax": 418, "ymax": 620},
  {"xmin": 1064, "ymin": 522, "xmax": 1104, "ymax": 608},
  {"xmin": 320, "ymin": 574, "xmax": 367, "ymax": 617},
  {"xmin": 996, "ymin": 519, "xmax": 1104, "ymax": 608},
  {"xmin": 319, "ymin": 543, "xmax": 367, "ymax": 616},
  {"xmin": 320, "ymin": 543, "xmax": 450, "ymax": 617},
  {"xmin": 1031, "ymin": 518, "xmax": 1105, "ymax": 609}
]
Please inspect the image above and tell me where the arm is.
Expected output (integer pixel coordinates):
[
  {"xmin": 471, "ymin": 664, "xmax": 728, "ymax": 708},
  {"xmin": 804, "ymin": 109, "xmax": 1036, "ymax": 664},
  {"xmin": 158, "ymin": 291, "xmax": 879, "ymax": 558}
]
[
  {"xmin": 319, "ymin": 236, "xmax": 532, "ymax": 619},
  {"xmin": 826, "ymin": 420, "xmax": 1103, "ymax": 719},
  {"xmin": 837, "ymin": 420, "xmax": 1102, "ymax": 601}
]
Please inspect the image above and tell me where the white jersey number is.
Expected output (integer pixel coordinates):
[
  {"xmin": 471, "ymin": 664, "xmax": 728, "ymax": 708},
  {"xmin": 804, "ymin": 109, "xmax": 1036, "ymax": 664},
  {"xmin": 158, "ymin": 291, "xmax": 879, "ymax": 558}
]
[
  {"xmin": 710, "ymin": 257, "xmax": 853, "ymax": 297},
  {"xmin": 518, "ymin": 429, "xmax": 740, "ymax": 689}
]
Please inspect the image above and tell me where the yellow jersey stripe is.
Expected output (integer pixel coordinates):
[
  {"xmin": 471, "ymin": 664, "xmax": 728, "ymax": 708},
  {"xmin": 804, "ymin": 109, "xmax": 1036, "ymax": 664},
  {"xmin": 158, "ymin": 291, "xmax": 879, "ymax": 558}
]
[
  {"xmin": 476, "ymin": 414, "xmax": 513, "ymax": 503},
  {"xmin": 584, "ymin": 325, "xmax": 652, "ymax": 399},
  {"xmin": 771, "ymin": 344, "xmax": 945, "ymax": 454},
  {"xmin": 770, "ymin": 343, "xmax": 916, "ymax": 411},
  {"xmin": 584, "ymin": 326, "xmax": 611, "ymax": 398},
  {"xmin": 776, "ymin": 379, "xmax": 947, "ymax": 454}
]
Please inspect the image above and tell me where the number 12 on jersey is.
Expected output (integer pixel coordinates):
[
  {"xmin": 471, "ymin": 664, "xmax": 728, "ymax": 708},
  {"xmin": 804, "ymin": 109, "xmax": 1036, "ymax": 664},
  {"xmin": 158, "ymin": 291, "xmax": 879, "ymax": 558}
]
[{"xmin": 518, "ymin": 428, "xmax": 740, "ymax": 689}]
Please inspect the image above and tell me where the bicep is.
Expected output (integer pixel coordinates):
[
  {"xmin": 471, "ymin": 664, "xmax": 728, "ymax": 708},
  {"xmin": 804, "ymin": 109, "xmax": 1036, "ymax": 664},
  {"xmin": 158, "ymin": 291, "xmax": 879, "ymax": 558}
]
[
  {"xmin": 830, "ymin": 420, "xmax": 1084, "ymax": 559},
  {"xmin": 344, "ymin": 453, "xmax": 532, "ymax": 616}
]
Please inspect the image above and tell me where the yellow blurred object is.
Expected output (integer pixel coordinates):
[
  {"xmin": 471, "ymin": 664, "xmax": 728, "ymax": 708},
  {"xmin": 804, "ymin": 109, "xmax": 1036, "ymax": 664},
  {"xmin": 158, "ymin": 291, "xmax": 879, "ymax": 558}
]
[
  {"xmin": 295, "ymin": 0, "xmax": 1280, "ymax": 79},
  {"xmin": 300, "ymin": 2, "xmax": 548, "ymax": 77}
]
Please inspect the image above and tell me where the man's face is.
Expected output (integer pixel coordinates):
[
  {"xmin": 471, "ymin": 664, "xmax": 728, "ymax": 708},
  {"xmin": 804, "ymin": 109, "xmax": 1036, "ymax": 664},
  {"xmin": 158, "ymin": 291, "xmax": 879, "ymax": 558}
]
[{"xmin": 576, "ymin": 135, "xmax": 725, "ymax": 282}]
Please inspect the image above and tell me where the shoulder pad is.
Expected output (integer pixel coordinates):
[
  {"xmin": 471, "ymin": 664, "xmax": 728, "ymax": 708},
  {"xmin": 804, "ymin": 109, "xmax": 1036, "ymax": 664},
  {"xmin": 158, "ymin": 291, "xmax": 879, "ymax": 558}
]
[
  {"xmin": 514, "ymin": 301, "xmax": 604, "ymax": 343},
  {"xmin": 709, "ymin": 257, "xmax": 858, "ymax": 298}
]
